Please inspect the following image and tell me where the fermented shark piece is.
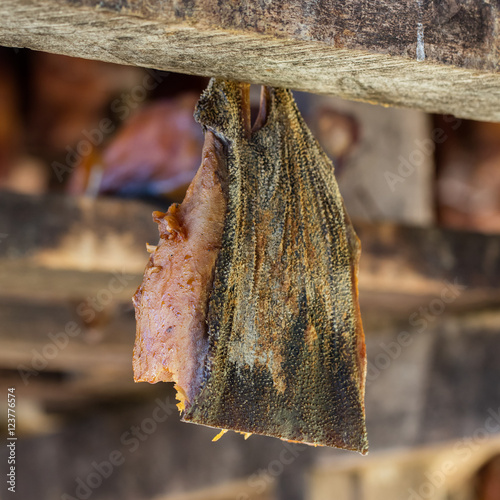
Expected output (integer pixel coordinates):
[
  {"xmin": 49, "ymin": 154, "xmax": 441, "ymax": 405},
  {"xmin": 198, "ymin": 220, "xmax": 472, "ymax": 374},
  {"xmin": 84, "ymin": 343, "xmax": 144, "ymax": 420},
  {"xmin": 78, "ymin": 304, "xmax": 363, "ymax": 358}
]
[{"xmin": 133, "ymin": 79, "xmax": 368, "ymax": 454}]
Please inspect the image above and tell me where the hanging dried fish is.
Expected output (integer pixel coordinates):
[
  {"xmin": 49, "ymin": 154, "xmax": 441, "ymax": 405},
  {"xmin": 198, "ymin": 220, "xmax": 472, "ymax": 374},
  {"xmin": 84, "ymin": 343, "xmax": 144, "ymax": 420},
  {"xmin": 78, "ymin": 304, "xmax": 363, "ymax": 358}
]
[{"xmin": 133, "ymin": 79, "xmax": 368, "ymax": 454}]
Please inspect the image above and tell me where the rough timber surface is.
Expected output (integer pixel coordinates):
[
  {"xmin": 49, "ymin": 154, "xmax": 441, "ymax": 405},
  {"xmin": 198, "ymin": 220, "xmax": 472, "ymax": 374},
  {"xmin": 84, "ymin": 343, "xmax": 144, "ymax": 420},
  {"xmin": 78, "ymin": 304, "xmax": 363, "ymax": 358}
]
[
  {"xmin": 2, "ymin": 191, "xmax": 500, "ymax": 307},
  {"xmin": 1, "ymin": 0, "xmax": 500, "ymax": 121}
]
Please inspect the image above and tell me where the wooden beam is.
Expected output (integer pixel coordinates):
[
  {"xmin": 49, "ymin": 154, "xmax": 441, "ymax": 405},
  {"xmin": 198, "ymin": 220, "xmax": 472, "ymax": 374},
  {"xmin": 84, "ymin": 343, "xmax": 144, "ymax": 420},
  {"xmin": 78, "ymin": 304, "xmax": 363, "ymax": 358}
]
[
  {"xmin": 1, "ymin": 0, "xmax": 499, "ymax": 121},
  {"xmin": 1, "ymin": 192, "xmax": 500, "ymax": 308},
  {"xmin": 308, "ymin": 437, "xmax": 500, "ymax": 500},
  {"xmin": 355, "ymin": 221, "xmax": 500, "ymax": 300},
  {"xmin": 154, "ymin": 476, "xmax": 276, "ymax": 500},
  {"xmin": 6, "ymin": 304, "xmax": 500, "ymax": 458},
  {"xmin": 0, "ymin": 299, "xmax": 134, "ymax": 372},
  {"xmin": 364, "ymin": 310, "xmax": 500, "ymax": 451}
]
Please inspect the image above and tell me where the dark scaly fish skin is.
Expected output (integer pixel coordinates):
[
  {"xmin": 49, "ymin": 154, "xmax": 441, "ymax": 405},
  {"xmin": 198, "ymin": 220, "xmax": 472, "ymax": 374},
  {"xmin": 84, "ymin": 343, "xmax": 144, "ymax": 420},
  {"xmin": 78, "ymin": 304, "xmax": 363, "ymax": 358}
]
[{"xmin": 182, "ymin": 79, "xmax": 368, "ymax": 454}]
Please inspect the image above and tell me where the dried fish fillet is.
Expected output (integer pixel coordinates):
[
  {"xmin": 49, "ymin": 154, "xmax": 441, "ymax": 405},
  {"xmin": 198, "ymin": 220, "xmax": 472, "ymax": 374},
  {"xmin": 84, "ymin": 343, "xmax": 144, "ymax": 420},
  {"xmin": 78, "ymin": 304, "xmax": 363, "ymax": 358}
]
[
  {"xmin": 133, "ymin": 130, "xmax": 227, "ymax": 409},
  {"xmin": 133, "ymin": 79, "xmax": 368, "ymax": 454}
]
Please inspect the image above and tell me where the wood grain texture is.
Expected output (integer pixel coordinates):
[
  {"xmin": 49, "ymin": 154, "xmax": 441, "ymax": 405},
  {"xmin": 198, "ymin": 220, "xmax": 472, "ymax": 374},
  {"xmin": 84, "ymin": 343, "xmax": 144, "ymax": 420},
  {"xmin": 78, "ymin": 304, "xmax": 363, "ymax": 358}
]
[
  {"xmin": 3, "ymin": 312, "xmax": 500, "ymax": 500},
  {"xmin": 0, "ymin": 0, "xmax": 499, "ymax": 121},
  {"xmin": 2, "ymin": 191, "xmax": 500, "ymax": 305}
]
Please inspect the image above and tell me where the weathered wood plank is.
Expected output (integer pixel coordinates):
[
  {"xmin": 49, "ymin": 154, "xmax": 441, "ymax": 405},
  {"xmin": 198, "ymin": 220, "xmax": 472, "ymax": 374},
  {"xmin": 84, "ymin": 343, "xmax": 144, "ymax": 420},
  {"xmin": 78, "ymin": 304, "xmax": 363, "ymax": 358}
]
[
  {"xmin": 13, "ymin": 0, "xmax": 500, "ymax": 70},
  {"xmin": 355, "ymin": 222, "xmax": 500, "ymax": 298},
  {"xmin": 3, "ymin": 311, "xmax": 500, "ymax": 500},
  {"xmin": 4, "ymin": 294, "xmax": 500, "ymax": 443},
  {"xmin": 0, "ymin": 299, "xmax": 134, "ymax": 372},
  {"xmin": 1, "ymin": 192, "xmax": 500, "ymax": 306},
  {"xmin": 308, "ymin": 436, "xmax": 500, "ymax": 500},
  {"xmin": 0, "ymin": 191, "xmax": 497, "ymax": 305},
  {"xmin": 154, "ymin": 477, "xmax": 276, "ymax": 500},
  {"xmin": 0, "ymin": 190, "xmax": 158, "ymax": 273},
  {"xmin": 0, "ymin": 0, "xmax": 499, "ymax": 121},
  {"xmin": 0, "ymin": 263, "xmax": 141, "ymax": 302},
  {"xmin": 2, "ymin": 394, "xmax": 311, "ymax": 500}
]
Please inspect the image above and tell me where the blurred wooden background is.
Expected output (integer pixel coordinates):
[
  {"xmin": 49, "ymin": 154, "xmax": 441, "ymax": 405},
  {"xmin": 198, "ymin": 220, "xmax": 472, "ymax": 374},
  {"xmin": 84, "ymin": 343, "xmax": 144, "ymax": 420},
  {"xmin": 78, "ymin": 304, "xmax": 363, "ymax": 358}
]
[{"xmin": 0, "ymin": 10, "xmax": 499, "ymax": 496}]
